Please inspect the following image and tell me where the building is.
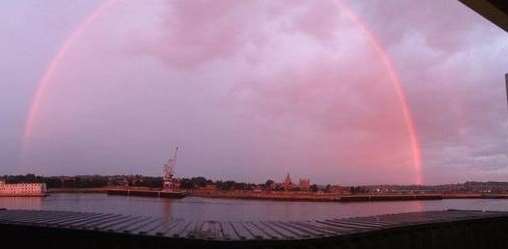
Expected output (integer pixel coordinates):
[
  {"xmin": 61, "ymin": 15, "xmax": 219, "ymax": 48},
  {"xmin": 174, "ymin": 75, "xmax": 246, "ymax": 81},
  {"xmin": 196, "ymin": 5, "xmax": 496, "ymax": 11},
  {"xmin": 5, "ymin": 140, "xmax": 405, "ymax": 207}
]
[
  {"xmin": 298, "ymin": 178, "xmax": 311, "ymax": 191},
  {"xmin": 328, "ymin": 185, "xmax": 351, "ymax": 194},
  {"xmin": 283, "ymin": 173, "xmax": 293, "ymax": 191},
  {"xmin": 0, "ymin": 180, "xmax": 47, "ymax": 197}
]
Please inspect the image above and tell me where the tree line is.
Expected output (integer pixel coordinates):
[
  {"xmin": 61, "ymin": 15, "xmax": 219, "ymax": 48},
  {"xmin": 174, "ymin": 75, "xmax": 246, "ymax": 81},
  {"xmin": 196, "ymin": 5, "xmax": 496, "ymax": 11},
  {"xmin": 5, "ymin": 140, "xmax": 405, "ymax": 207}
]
[{"xmin": 1, "ymin": 174, "xmax": 325, "ymax": 191}]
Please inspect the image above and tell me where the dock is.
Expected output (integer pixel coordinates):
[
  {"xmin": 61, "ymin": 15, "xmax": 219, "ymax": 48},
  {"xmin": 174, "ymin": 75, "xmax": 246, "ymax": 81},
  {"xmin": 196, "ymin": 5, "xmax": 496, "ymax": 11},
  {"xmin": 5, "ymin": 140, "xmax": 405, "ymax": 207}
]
[
  {"xmin": 190, "ymin": 191, "xmax": 444, "ymax": 202},
  {"xmin": 107, "ymin": 189, "xmax": 187, "ymax": 199},
  {"xmin": 1, "ymin": 209, "xmax": 507, "ymax": 248}
]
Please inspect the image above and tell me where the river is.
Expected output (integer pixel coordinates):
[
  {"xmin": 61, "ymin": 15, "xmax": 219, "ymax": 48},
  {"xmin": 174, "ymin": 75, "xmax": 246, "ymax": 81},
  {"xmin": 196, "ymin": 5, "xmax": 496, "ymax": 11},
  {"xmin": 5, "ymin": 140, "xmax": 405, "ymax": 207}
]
[{"xmin": 1, "ymin": 193, "xmax": 508, "ymax": 221}]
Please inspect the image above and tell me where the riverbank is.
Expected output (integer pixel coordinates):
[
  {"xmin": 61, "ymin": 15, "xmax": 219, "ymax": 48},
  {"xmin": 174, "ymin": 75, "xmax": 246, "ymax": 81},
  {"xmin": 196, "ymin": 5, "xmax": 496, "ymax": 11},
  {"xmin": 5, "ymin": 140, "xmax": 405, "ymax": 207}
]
[
  {"xmin": 47, "ymin": 188, "xmax": 508, "ymax": 202},
  {"xmin": 444, "ymin": 193, "xmax": 508, "ymax": 199},
  {"xmin": 189, "ymin": 191, "xmax": 444, "ymax": 202},
  {"xmin": 48, "ymin": 188, "xmax": 108, "ymax": 193},
  {"xmin": 107, "ymin": 189, "xmax": 187, "ymax": 198}
]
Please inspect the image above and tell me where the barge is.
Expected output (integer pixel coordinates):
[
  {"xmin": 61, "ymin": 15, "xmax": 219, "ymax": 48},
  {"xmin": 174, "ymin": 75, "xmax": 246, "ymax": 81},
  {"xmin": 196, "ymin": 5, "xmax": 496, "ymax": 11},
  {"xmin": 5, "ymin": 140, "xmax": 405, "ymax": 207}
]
[
  {"xmin": 107, "ymin": 189, "xmax": 187, "ymax": 199},
  {"xmin": 0, "ymin": 180, "xmax": 47, "ymax": 197}
]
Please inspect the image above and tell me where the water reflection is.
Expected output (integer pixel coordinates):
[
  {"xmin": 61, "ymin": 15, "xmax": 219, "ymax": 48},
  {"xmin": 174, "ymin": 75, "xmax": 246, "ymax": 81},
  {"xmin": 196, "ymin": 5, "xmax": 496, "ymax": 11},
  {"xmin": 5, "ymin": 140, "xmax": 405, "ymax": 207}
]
[
  {"xmin": 0, "ymin": 196, "xmax": 43, "ymax": 210},
  {"xmin": 2, "ymin": 193, "xmax": 508, "ymax": 221},
  {"xmin": 161, "ymin": 199, "xmax": 172, "ymax": 220}
]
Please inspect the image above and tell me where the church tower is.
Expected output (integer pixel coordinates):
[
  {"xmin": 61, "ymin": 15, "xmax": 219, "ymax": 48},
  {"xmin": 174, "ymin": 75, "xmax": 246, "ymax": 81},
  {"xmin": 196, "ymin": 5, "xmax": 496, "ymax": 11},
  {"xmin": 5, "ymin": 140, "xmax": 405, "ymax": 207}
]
[{"xmin": 283, "ymin": 173, "xmax": 293, "ymax": 191}]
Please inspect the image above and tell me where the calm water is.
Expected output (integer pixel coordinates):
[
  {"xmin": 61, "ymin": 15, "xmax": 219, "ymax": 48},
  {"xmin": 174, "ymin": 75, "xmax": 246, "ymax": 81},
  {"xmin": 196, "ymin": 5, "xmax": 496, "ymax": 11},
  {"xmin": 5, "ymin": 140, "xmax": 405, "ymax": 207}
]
[{"xmin": 1, "ymin": 193, "xmax": 508, "ymax": 221}]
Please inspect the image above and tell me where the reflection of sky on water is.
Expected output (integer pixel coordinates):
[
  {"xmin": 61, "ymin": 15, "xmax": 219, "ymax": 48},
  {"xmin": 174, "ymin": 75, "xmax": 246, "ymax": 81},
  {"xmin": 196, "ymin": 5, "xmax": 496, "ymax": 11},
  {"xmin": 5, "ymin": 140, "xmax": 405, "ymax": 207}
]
[{"xmin": 1, "ymin": 194, "xmax": 508, "ymax": 221}]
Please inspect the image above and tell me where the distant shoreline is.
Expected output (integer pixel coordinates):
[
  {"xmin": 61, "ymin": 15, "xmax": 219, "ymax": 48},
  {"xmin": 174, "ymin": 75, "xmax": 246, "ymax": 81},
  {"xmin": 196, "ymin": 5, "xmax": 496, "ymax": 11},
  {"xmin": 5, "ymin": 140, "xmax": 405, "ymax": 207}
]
[{"xmin": 46, "ymin": 188, "xmax": 508, "ymax": 202}]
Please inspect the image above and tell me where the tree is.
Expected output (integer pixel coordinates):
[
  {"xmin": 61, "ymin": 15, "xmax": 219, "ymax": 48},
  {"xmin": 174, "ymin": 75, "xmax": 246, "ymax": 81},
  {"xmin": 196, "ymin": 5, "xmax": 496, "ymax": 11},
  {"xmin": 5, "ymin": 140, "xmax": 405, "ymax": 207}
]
[
  {"xmin": 179, "ymin": 178, "xmax": 195, "ymax": 189},
  {"xmin": 264, "ymin": 179, "xmax": 275, "ymax": 190},
  {"xmin": 310, "ymin": 184, "xmax": 319, "ymax": 192},
  {"xmin": 324, "ymin": 184, "xmax": 332, "ymax": 193},
  {"xmin": 191, "ymin": 177, "xmax": 208, "ymax": 188}
]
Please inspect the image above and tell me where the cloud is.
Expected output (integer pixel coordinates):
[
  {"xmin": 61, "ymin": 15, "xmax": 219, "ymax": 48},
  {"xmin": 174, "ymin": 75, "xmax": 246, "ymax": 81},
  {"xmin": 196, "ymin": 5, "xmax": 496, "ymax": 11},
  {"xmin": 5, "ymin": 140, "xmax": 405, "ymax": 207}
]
[
  {"xmin": 111, "ymin": 0, "xmax": 508, "ymax": 183},
  {"xmin": 15, "ymin": 0, "xmax": 508, "ymax": 184}
]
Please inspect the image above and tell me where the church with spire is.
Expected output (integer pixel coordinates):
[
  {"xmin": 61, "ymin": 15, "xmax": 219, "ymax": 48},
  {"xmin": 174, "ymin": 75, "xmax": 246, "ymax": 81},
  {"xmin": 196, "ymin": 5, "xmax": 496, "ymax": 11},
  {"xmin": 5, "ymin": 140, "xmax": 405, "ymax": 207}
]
[
  {"xmin": 282, "ymin": 173, "xmax": 311, "ymax": 191},
  {"xmin": 283, "ymin": 173, "xmax": 293, "ymax": 191}
]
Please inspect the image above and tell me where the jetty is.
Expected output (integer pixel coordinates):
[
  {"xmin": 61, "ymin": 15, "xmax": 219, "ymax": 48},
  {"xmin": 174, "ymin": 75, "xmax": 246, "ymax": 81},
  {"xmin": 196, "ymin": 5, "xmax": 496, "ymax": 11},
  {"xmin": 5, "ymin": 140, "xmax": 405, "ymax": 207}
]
[
  {"xmin": 107, "ymin": 189, "xmax": 187, "ymax": 199},
  {"xmin": 0, "ymin": 209, "xmax": 507, "ymax": 248},
  {"xmin": 192, "ymin": 191, "xmax": 444, "ymax": 202}
]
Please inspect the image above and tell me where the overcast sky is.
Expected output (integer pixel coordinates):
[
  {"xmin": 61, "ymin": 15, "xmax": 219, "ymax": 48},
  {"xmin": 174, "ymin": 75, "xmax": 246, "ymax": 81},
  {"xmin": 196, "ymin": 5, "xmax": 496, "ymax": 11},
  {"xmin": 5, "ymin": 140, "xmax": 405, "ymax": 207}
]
[{"xmin": 1, "ymin": 0, "xmax": 507, "ymax": 185}]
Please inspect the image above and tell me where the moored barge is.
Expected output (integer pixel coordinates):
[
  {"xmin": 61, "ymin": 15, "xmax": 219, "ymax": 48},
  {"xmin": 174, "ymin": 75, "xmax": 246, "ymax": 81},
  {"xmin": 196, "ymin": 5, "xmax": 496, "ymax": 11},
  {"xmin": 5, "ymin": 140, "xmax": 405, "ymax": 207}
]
[
  {"xmin": 107, "ymin": 189, "xmax": 187, "ymax": 199},
  {"xmin": 0, "ymin": 180, "xmax": 47, "ymax": 197}
]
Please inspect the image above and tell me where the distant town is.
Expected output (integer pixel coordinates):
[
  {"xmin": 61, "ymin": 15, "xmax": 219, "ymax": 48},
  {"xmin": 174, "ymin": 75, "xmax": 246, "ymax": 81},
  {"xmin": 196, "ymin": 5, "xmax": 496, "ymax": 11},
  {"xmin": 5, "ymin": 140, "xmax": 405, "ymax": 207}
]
[
  {"xmin": 3, "ymin": 147, "xmax": 502, "ymax": 201},
  {"xmin": 3, "ymin": 173, "xmax": 508, "ymax": 195}
]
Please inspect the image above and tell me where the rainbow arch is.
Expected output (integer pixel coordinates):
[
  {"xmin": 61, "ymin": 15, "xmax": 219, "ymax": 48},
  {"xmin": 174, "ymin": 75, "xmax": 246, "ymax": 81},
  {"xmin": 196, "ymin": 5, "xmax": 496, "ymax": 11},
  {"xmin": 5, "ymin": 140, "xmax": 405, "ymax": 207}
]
[
  {"xmin": 21, "ymin": 0, "xmax": 423, "ymax": 184},
  {"xmin": 335, "ymin": 1, "xmax": 423, "ymax": 184},
  {"xmin": 22, "ymin": 0, "xmax": 119, "ymax": 142}
]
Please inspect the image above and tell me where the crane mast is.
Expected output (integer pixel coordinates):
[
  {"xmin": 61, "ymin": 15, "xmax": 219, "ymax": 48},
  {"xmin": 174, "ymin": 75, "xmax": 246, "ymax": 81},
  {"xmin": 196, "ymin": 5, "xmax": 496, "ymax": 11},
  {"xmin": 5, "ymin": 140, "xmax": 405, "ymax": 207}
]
[{"xmin": 163, "ymin": 146, "xmax": 179, "ymax": 191}]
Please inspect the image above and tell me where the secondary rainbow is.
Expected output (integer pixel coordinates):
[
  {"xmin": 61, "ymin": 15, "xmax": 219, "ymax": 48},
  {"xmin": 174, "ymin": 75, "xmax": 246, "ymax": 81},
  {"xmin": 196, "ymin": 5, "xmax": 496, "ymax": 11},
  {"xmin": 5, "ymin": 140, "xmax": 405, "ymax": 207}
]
[{"xmin": 21, "ymin": 0, "xmax": 423, "ymax": 184}]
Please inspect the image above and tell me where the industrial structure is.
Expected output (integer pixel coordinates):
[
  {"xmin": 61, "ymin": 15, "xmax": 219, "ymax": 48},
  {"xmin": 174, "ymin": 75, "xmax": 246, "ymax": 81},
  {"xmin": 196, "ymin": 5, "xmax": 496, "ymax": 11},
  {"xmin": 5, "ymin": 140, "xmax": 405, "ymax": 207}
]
[
  {"xmin": 162, "ymin": 146, "xmax": 180, "ymax": 191},
  {"xmin": 106, "ymin": 146, "xmax": 186, "ymax": 198}
]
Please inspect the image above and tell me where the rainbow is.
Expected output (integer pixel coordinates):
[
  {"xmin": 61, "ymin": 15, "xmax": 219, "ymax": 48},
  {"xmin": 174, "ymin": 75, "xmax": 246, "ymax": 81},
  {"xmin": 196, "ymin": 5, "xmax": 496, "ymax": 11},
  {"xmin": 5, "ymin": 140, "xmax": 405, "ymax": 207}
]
[
  {"xmin": 22, "ymin": 0, "xmax": 119, "ymax": 144},
  {"xmin": 21, "ymin": 0, "xmax": 423, "ymax": 184},
  {"xmin": 335, "ymin": 1, "xmax": 423, "ymax": 184}
]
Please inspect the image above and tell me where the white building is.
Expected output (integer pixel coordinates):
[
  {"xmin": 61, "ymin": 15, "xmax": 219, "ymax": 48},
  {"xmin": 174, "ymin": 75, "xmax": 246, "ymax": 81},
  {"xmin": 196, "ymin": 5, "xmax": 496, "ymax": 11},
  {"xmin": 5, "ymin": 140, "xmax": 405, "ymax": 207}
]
[{"xmin": 0, "ymin": 180, "xmax": 47, "ymax": 196}]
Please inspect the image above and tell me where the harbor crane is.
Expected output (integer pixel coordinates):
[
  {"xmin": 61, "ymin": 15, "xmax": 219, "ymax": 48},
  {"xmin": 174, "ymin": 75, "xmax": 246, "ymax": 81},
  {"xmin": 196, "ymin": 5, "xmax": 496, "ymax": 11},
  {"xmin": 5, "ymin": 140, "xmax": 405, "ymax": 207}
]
[{"xmin": 163, "ymin": 146, "xmax": 179, "ymax": 191}]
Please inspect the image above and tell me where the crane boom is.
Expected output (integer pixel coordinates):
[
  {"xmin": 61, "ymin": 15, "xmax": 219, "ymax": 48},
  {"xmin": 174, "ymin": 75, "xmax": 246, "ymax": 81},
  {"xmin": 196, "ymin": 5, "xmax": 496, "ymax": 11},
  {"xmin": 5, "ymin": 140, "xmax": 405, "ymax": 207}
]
[{"xmin": 162, "ymin": 146, "xmax": 180, "ymax": 191}]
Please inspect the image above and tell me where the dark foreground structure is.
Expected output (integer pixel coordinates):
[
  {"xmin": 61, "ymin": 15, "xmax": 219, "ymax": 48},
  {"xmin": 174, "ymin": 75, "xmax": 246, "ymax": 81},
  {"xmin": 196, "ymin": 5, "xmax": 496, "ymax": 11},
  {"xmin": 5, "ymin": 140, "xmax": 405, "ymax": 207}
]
[
  {"xmin": 1, "ymin": 209, "xmax": 508, "ymax": 249},
  {"xmin": 459, "ymin": 0, "xmax": 508, "ymax": 32}
]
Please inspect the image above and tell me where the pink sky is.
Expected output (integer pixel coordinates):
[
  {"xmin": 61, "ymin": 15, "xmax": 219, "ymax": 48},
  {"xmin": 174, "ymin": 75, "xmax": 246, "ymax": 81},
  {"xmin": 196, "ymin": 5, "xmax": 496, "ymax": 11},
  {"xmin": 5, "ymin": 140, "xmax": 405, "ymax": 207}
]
[{"xmin": 1, "ymin": 0, "xmax": 507, "ymax": 185}]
